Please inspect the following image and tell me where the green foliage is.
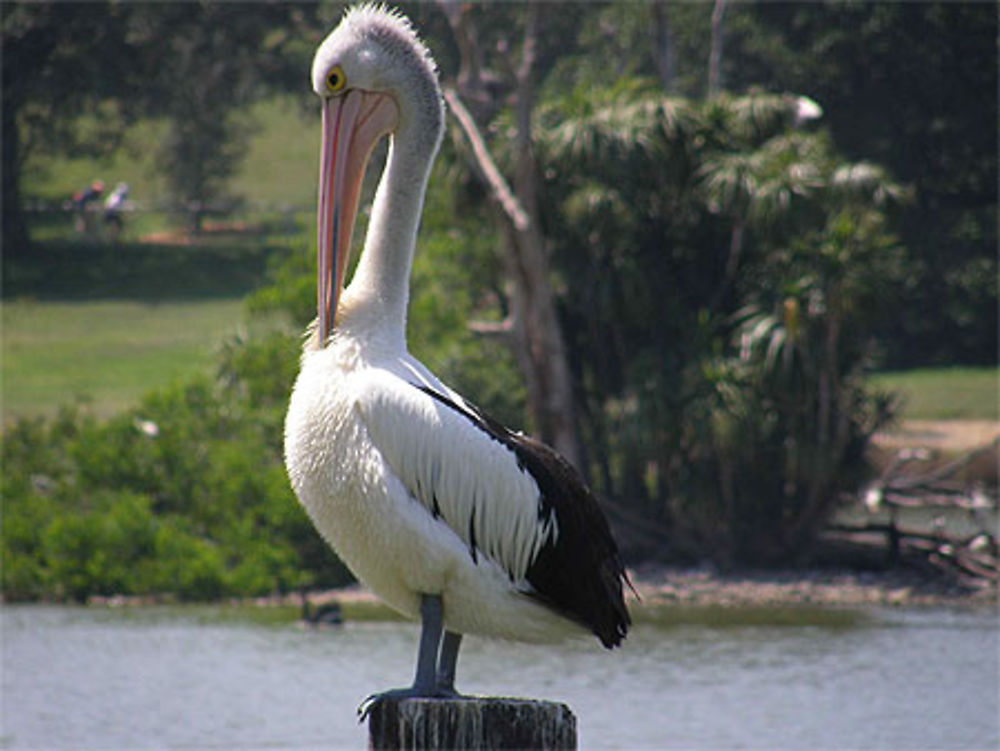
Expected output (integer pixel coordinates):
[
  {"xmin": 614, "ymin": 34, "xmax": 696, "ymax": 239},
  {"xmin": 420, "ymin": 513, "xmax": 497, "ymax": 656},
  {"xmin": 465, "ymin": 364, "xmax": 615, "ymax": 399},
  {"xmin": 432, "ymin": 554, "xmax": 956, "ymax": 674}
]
[
  {"xmin": 246, "ymin": 242, "xmax": 317, "ymax": 329},
  {"xmin": 535, "ymin": 85, "xmax": 904, "ymax": 563},
  {"xmin": 2, "ymin": 239, "xmax": 283, "ymax": 301},
  {"xmin": 1, "ymin": 352, "xmax": 350, "ymax": 602},
  {"xmin": 735, "ymin": 3, "xmax": 997, "ymax": 366},
  {"xmin": 5, "ymin": 2, "xmax": 994, "ymax": 590}
]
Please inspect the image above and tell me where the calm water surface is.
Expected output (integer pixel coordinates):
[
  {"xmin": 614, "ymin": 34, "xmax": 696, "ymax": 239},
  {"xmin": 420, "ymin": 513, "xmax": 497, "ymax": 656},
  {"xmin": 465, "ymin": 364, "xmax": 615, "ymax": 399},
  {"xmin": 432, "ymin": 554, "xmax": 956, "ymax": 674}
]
[{"xmin": 2, "ymin": 604, "xmax": 996, "ymax": 750}]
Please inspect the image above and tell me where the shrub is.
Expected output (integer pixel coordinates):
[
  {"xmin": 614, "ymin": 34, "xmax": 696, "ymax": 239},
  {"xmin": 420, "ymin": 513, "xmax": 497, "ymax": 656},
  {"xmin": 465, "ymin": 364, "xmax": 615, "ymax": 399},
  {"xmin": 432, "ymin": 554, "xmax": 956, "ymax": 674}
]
[{"xmin": 1, "ymin": 339, "xmax": 351, "ymax": 602}]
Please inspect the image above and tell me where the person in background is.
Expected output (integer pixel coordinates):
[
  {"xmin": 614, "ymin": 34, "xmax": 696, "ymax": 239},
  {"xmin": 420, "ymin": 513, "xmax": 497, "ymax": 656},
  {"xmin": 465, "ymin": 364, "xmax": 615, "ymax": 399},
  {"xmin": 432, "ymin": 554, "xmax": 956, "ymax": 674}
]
[
  {"xmin": 103, "ymin": 182, "xmax": 130, "ymax": 242},
  {"xmin": 71, "ymin": 179, "xmax": 104, "ymax": 233}
]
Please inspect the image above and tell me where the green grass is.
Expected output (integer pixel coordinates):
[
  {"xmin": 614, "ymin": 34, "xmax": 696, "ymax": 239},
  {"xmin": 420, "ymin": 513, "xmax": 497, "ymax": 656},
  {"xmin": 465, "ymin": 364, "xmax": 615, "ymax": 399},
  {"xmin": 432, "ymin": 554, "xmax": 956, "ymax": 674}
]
[
  {"xmin": 231, "ymin": 95, "xmax": 318, "ymax": 208},
  {"xmin": 3, "ymin": 240, "xmax": 286, "ymax": 301},
  {"xmin": 6, "ymin": 95, "xmax": 341, "ymax": 424},
  {"xmin": 1, "ymin": 299, "xmax": 288, "ymax": 422},
  {"xmin": 21, "ymin": 96, "xmax": 320, "ymax": 251},
  {"xmin": 870, "ymin": 367, "xmax": 999, "ymax": 421}
]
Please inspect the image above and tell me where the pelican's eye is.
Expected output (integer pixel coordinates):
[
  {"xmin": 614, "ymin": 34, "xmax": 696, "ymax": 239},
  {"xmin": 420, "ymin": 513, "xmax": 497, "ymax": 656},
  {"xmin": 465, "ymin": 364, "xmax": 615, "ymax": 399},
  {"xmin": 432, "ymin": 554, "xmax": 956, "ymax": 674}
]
[{"xmin": 325, "ymin": 65, "xmax": 347, "ymax": 94}]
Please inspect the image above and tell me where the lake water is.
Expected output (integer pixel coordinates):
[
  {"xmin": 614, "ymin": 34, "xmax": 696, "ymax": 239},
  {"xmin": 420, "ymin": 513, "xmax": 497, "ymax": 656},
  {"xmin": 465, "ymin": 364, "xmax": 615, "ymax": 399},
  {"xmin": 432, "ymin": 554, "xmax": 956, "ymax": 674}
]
[{"xmin": 2, "ymin": 604, "xmax": 997, "ymax": 750}]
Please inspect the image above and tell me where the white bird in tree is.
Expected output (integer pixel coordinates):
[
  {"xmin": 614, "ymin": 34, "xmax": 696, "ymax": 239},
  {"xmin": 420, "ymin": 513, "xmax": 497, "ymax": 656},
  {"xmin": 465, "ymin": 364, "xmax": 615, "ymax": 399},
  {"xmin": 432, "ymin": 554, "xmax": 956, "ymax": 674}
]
[{"xmin": 284, "ymin": 5, "xmax": 631, "ymax": 712}]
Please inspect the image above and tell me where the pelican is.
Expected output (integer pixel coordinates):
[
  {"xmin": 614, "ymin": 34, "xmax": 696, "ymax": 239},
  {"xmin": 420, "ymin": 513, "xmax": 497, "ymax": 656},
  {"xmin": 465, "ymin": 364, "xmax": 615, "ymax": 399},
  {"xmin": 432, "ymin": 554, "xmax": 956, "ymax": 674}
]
[{"xmin": 284, "ymin": 5, "xmax": 630, "ymax": 710}]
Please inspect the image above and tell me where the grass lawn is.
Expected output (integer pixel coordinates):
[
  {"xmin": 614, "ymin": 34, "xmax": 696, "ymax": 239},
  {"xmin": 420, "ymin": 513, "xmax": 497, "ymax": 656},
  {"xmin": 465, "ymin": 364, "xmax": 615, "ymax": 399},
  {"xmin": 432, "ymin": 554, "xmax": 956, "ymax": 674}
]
[
  {"xmin": 2, "ymin": 299, "xmax": 289, "ymax": 422},
  {"xmin": 231, "ymin": 95, "xmax": 318, "ymax": 208},
  {"xmin": 870, "ymin": 366, "xmax": 998, "ymax": 421}
]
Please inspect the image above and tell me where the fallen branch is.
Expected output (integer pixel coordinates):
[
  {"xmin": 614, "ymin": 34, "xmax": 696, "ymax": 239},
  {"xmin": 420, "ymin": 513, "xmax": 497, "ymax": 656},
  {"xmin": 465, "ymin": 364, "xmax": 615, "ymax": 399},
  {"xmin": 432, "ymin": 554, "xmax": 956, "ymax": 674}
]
[
  {"xmin": 825, "ymin": 522, "xmax": 999, "ymax": 581},
  {"xmin": 882, "ymin": 490, "xmax": 991, "ymax": 509},
  {"xmin": 905, "ymin": 537, "xmax": 998, "ymax": 581},
  {"xmin": 887, "ymin": 435, "xmax": 999, "ymax": 492}
]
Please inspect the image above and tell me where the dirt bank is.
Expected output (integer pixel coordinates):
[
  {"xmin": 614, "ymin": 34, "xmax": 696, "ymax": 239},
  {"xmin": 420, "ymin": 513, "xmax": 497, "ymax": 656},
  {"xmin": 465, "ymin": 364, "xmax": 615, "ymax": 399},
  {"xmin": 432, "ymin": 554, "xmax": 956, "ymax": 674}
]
[
  {"xmin": 873, "ymin": 420, "xmax": 999, "ymax": 453},
  {"xmin": 627, "ymin": 564, "xmax": 997, "ymax": 609},
  {"xmin": 275, "ymin": 564, "xmax": 996, "ymax": 618},
  {"xmin": 83, "ymin": 565, "xmax": 995, "ymax": 612}
]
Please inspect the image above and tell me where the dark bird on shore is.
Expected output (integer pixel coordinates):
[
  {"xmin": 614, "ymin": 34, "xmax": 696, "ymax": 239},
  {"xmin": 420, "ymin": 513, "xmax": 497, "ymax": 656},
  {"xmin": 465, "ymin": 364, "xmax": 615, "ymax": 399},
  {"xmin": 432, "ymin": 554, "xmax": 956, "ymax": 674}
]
[{"xmin": 300, "ymin": 594, "xmax": 344, "ymax": 627}]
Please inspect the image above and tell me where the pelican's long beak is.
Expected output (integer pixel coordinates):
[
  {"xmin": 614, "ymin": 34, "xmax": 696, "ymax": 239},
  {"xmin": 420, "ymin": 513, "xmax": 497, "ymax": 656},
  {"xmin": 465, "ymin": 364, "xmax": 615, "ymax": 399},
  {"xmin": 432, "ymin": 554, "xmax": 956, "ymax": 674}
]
[{"xmin": 317, "ymin": 90, "xmax": 399, "ymax": 344}]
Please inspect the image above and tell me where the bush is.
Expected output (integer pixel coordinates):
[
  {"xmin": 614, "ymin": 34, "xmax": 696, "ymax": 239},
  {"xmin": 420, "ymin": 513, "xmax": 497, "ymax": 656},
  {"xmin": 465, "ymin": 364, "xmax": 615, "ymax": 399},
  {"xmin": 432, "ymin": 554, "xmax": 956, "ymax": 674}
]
[{"xmin": 1, "ymin": 340, "xmax": 352, "ymax": 603}]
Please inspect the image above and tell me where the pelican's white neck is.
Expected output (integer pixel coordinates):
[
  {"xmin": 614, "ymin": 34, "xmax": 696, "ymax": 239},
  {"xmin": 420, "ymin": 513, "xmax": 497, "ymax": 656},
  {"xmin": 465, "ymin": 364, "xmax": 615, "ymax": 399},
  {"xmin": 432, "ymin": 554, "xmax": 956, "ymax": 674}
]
[{"xmin": 339, "ymin": 108, "xmax": 440, "ymax": 349}]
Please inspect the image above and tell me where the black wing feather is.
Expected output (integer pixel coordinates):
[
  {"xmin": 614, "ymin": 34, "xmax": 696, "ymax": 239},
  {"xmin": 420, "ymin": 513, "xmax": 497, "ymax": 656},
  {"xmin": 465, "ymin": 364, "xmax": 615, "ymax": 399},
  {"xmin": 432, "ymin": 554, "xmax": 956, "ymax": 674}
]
[{"xmin": 415, "ymin": 385, "xmax": 631, "ymax": 648}]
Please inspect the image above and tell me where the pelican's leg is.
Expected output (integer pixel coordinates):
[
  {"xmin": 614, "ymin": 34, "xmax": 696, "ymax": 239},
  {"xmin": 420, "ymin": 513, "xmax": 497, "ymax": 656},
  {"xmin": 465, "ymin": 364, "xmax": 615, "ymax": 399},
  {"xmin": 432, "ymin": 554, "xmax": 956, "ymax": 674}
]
[
  {"xmin": 436, "ymin": 630, "xmax": 463, "ymax": 696},
  {"xmin": 411, "ymin": 593, "xmax": 445, "ymax": 692},
  {"xmin": 358, "ymin": 593, "xmax": 446, "ymax": 719}
]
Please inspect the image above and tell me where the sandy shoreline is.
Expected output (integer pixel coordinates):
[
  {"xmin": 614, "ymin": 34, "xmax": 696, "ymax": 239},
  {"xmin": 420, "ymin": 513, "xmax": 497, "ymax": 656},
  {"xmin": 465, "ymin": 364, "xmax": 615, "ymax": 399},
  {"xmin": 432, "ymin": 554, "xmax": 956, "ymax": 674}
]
[
  {"xmin": 627, "ymin": 564, "xmax": 997, "ymax": 608},
  {"xmin": 194, "ymin": 564, "xmax": 997, "ymax": 615},
  {"xmin": 71, "ymin": 559, "xmax": 998, "ymax": 611}
]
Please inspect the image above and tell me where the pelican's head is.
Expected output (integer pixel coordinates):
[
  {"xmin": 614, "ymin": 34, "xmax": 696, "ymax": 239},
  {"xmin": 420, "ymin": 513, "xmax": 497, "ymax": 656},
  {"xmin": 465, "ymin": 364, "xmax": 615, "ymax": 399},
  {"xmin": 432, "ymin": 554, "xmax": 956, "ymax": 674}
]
[{"xmin": 312, "ymin": 5, "xmax": 444, "ymax": 344}]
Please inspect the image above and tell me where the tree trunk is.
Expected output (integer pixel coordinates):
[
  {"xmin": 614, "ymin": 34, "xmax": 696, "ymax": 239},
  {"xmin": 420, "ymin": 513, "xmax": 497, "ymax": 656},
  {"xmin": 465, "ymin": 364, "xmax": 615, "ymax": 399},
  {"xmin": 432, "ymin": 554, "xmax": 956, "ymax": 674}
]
[
  {"xmin": 650, "ymin": 1, "xmax": 676, "ymax": 92},
  {"xmin": 708, "ymin": 0, "xmax": 727, "ymax": 97},
  {"xmin": 440, "ymin": 3, "xmax": 584, "ymax": 471},
  {"xmin": 1, "ymin": 102, "xmax": 30, "ymax": 255}
]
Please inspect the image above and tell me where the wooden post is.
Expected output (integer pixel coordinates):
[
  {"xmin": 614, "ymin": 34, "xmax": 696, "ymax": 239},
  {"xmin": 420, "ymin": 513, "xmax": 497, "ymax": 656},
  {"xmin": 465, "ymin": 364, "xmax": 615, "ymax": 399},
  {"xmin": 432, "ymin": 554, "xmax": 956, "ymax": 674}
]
[{"xmin": 367, "ymin": 697, "xmax": 577, "ymax": 750}]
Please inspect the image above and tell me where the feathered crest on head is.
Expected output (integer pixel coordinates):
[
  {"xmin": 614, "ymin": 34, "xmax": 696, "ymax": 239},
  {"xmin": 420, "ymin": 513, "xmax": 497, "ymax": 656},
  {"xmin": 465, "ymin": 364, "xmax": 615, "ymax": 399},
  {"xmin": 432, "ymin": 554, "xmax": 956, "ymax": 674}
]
[{"xmin": 339, "ymin": 3, "xmax": 438, "ymax": 77}]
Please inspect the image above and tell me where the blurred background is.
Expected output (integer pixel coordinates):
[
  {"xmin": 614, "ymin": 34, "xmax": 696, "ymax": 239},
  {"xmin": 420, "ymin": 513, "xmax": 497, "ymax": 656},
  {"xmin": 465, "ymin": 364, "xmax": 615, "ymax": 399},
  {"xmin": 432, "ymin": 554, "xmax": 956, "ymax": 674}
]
[{"xmin": 2, "ymin": 1, "xmax": 997, "ymax": 601}]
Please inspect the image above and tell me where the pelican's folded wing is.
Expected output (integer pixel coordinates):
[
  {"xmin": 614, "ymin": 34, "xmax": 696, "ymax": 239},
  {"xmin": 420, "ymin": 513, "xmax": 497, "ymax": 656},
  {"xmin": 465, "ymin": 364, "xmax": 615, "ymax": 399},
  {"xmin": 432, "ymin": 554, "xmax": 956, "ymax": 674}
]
[{"xmin": 354, "ymin": 367, "xmax": 557, "ymax": 584}]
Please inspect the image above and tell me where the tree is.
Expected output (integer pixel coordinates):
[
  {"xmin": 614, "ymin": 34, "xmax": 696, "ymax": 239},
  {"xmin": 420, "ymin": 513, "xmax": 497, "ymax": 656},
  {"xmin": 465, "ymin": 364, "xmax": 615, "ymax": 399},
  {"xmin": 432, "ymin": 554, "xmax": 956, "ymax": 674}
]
[
  {"xmin": 707, "ymin": 0, "xmax": 727, "ymax": 96},
  {"xmin": 2, "ymin": 2, "xmax": 319, "ymax": 244},
  {"xmin": 132, "ymin": 3, "xmax": 317, "ymax": 230},
  {"xmin": 528, "ymin": 1, "xmax": 997, "ymax": 367},
  {"xmin": 703, "ymin": 157, "xmax": 906, "ymax": 562},
  {"xmin": 438, "ymin": 2, "xmax": 588, "ymax": 469},
  {"xmin": 732, "ymin": 2, "xmax": 997, "ymax": 366},
  {"xmin": 2, "ymin": 2, "xmax": 141, "ymax": 251},
  {"xmin": 536, "ymin": 84, "xmax": 905, "ymax": 563}
]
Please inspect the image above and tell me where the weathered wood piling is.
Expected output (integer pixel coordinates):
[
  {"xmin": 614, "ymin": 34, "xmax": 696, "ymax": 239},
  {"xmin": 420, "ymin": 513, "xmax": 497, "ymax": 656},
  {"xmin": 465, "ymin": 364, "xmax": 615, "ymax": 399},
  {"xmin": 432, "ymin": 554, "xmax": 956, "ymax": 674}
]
[{"xmin": 367, "ymin": 697, "xmax": 577, "ymax": 750}]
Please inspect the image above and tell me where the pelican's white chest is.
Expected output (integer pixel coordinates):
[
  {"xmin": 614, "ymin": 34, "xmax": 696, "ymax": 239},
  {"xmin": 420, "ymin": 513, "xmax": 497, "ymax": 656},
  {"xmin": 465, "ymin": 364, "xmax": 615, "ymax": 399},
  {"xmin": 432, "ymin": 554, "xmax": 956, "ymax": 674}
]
[
  {"xmin": 285, "ymin": 335, "xmax": 360, "ymax": 504},
  {"xmin": 283, "ymin": 327, "xmax": 444, "ymax": 618},
  {"xmin": 284, "ymin": 334, "xmax": 380, "ymax": 566},
  {"xmin": 283, "ymin": 322, "xmax": 581, "ymax": 643}
]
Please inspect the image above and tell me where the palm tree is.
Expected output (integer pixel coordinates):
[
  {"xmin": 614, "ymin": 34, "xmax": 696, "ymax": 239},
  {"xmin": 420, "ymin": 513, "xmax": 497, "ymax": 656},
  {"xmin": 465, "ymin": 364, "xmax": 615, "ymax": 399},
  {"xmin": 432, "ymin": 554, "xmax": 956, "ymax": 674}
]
[
  {"xmin": 536, "ymin": 85, "xmax": 908, "ymax": 563},
  {"xmin": 705, "ymin": 134, "xmax": 907, "ymax": 562}
]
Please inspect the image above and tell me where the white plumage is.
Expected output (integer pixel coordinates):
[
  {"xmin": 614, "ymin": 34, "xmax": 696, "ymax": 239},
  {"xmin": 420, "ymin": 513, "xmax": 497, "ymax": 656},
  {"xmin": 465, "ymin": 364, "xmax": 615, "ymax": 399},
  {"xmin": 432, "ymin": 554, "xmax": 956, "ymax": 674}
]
[
  {"xmin": 286, "ymin": 344, "xmax": 582, "ymax": 641},
  {"xmin": 361, "ymin": 370, "xmax": 559, "ymax": 581},
  {"xmin": 286, "ymin": 337, "xmax": 573, "ymax": 644}
]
